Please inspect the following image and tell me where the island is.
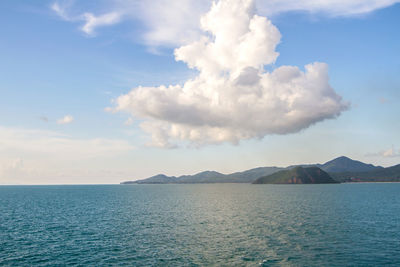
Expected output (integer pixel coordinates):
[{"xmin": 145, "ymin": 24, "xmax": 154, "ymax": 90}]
[{"xmin": 252, "ymin": 166, "xmax": 339, "ymax": 184}]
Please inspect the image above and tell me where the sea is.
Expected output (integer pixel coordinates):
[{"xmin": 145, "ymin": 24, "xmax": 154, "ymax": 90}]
[{"xmin": 1, "ymin": 183, "xmax": 399, "ymax": 266}]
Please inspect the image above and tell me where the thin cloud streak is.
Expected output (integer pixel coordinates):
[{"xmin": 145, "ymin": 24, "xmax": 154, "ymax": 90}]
[
  {"xmin": 0, "ymin": 126, "xmax": 134, "ymax": 159},
  {"xmin": 51, "ymin": 0, "xmax": 400, "ymax": 46}
]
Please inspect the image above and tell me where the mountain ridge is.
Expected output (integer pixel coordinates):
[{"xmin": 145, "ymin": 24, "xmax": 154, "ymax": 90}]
[
  {"xmin": 331, "ymin": 163, "xmax": 400, "ymax": 182},
  {"xmin": 121, "ymin": 156, "xmax": 390, "ymax": 184}
]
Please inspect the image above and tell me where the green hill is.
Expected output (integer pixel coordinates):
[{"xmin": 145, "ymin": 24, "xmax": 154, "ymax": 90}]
[{"xmin": 253, "ymin": 167, "xmax": 339, "ymax": 184}]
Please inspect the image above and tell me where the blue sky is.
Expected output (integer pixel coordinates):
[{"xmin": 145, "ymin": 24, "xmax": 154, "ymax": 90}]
[{"xmin": 0, "ymin": 0, "xmax": 399, "ymax": 184}]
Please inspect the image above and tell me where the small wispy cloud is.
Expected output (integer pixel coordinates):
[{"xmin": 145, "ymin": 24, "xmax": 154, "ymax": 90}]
[
  {"xmin": 367, "ymin": 146, "xmax": 400, "ymax": 158},
  {"xmin": 57, "ymin": 115, "xmax": 74, "ymax": 125},
  {"xmin": 382, "ymin": 147, "xmax": 400, "ymax": 157},
  {"xmin": 81, "ymin": 12, "xmax": 121, "ymax": 36},
  {"xmin": 51, "ymin": 1, "xmax": 122, "ymax": 36},
  {"xmin": 124, "ymin": 117, "xmax": 134, "ymax": 126},
  {"xmin": 51, "ymin": 2, "xmax": 70, "ymax": 21}
]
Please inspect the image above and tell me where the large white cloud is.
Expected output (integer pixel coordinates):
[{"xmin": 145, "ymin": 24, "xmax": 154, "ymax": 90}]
[{"xmin": 112, "ymin": 0, "xmax": 349, "ymax": 147}]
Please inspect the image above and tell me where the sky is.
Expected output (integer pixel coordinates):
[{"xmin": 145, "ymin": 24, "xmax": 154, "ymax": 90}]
[{"xmin": 0, "ymin": 0, "xmax": 399, "ymax": 184}]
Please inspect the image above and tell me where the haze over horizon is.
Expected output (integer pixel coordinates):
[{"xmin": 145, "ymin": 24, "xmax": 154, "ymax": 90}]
[{"xmin": 1, "ymin": 0, "xmax": 399, "ymax": 184}]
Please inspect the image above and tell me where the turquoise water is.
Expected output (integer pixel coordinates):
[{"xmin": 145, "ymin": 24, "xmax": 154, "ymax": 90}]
[{"xmin": 1, "ymin": 184, "xmax": 399, "ymax": 266}]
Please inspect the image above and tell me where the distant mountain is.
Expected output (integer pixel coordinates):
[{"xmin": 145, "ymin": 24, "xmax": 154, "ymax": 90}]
[
  {"xmin": 176, "ymin": 171, "xmax": 227, "ymax": 183},
  {"xmin": 286, "ymin": 156, "xmax": 382, "ymax": 173},
  {"xmin": 253, "ymin": 167, "xmax": 339, "ymax": 184},
  {"xmin": 120, "ymin": 156, "xmax": 397, "ymax": 184},
  {"xmin": 331, "ymin": 164, "xmax": 400, "ymax": 182},
  {"xmin": 128, "ymin": 174, "xmax": 178, "ymax": 184},
  {"xmin": 225, "ymin": 167, "xmax": 284, "ymax": 183},
  {"xmin": 121, "ymin": 167, "xmax": 284, "ymax": 184},
  {"xmin": 319, "ymin": 156, "xmax": 382, "ymax": 173}
]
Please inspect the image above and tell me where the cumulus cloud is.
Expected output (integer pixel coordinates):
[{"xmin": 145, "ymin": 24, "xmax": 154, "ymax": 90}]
[
  {"xmin": 57, "ymin": 115, "xmax": 74, "ymax": 124},
  {"xmin": 133, "ymin": 0, "xmax": 210, "ymax": 47},
  {"xmin": 111, "ymin": 0, "xmax": 349, "ymax": 147}
]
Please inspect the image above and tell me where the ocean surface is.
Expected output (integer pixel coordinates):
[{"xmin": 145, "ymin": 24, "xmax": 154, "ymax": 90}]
[{"xmin": 1, "ymin": 184, "xmax": 399, "ymax": 266}]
